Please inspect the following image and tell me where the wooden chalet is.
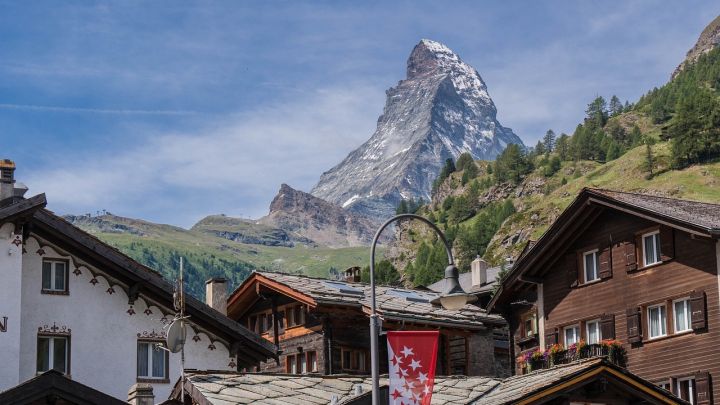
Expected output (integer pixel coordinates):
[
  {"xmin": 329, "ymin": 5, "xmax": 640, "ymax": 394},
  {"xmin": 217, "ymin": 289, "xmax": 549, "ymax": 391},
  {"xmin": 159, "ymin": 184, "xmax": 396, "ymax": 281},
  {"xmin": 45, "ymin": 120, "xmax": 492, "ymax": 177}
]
[
  {"xmin": 490, "ymin": 188, "xmax": 720, "ymax": 404},
  {"xmin": 227, "ymin": 271, "xmax": 508, "ymax": 377}
]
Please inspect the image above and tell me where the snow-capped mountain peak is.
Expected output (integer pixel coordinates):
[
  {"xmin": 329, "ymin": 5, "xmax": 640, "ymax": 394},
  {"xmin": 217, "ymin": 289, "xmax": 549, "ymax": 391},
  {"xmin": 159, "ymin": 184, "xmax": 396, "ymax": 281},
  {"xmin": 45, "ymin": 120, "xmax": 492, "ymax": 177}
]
[{"xmin": 311, "ymin": 39, "xmax": 524, "ymax": 218}]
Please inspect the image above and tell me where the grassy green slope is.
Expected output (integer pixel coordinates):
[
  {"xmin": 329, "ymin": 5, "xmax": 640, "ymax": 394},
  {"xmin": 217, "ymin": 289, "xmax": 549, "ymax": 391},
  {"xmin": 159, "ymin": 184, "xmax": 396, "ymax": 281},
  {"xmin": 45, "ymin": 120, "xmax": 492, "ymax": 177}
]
[
  {"xmin": 484, "ymin": 141, "xmax": 720, "ymax": 264},
  {"xmin": 72, "ymin": 216, "xmax": 372, "ymax": 299}
]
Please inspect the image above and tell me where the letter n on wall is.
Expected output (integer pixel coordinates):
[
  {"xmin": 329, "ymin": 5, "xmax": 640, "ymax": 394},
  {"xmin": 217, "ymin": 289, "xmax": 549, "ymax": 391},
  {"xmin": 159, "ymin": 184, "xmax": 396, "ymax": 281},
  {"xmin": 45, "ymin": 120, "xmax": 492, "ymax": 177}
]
[{"xmin": 0, "ymin": 316, "xmax": 7, "ymax": 332}]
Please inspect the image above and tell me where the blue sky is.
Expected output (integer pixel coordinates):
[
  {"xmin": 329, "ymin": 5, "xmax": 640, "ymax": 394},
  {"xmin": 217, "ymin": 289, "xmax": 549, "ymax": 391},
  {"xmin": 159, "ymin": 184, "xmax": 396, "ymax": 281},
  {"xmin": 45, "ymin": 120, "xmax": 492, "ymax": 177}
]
[{"xmin": 2, "ymin": 1, "xmax": 718, "ymax": 227}]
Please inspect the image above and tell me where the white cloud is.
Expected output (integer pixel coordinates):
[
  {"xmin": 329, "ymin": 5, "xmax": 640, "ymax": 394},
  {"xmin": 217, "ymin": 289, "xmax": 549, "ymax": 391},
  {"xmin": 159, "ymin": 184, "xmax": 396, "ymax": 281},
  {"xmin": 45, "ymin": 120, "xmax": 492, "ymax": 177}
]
[{"xmin": 25, "ymin": 83, "xmax": 384, "ymax": 226}]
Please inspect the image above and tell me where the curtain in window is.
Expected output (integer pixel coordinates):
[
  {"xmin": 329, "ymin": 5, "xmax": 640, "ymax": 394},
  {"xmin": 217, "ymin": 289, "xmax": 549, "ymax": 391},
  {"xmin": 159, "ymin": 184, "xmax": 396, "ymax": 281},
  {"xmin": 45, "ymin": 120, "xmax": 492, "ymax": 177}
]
[
  {"xmin": 37, "ymin": 337, "xmax": 50, "ymax": 372},
  {"xmin": 650, "ymin": 306, "xmax": 666, "ymax": 337},
  {"xmin": 152, "ymin": 346, "xmax": 165, "ymax": 378},
  {"xmin": 42, "ymin": 262, "xmax": 52, "ymax": 290},
  {"xmin": 587, "ymin": 323, "xmax": 599, "ymax": 344},
  {"xmin": 138, "ymin": 343, "xmax": 149, "ymax": 377},
  {"xmin": 53, "ymin": 338, "xmax": 67, "ymax": 373},
  {"xmin": 584, "ymin": 254, "xmax": 595, "ymax": 281},
  {"xmin": 644, "ymin": 236, "xmax": 654, "ymax": 265},
  {"xmin": 675, "ymin": 301, "xmax": 689, "ymax": 331},
  {"xmin": 55, "ymin": 263, "xmax": 66, "ymax": 291}
]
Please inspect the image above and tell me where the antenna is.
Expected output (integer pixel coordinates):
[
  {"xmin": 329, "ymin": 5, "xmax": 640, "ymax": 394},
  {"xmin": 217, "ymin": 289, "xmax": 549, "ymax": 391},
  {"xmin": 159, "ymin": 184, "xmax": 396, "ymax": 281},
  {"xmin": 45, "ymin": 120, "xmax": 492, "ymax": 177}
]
[{"xmin": 163, "ymin": 257, "xmax": 189, "ymax": 403}]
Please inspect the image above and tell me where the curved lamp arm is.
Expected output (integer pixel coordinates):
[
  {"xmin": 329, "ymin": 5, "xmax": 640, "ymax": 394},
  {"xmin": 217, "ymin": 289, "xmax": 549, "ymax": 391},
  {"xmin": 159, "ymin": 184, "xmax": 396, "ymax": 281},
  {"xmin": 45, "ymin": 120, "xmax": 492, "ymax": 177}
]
[{"xmin": 368, "ymin": 213, "xmax": 462, "ymax": 405}]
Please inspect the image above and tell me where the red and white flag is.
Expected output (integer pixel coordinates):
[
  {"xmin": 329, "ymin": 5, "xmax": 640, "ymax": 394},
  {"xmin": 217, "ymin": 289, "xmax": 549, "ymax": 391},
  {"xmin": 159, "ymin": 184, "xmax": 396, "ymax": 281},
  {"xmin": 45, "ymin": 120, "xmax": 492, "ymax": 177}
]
[{"xmin": 387, "ymin": 331, "xmax": 440, "ymax": 405}]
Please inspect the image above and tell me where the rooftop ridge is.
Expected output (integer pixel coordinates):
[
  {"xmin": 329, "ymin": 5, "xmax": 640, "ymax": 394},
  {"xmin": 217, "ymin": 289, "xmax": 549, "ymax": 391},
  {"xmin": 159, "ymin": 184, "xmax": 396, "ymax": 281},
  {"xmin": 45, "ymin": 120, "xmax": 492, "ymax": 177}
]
[{"xmin": 586, "ymin": 187, "xmax": 720, "ymax": 208}]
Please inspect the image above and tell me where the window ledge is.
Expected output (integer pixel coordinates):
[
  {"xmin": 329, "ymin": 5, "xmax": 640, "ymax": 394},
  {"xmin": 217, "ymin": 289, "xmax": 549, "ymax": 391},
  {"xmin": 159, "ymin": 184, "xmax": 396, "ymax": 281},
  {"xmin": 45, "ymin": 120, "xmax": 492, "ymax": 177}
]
[
  {"xmin": 575, "ymin": 279, "xmax": 604, "ymax": 288},
  {"xmin": 137, "ymin": 378, "xmax": 170, "ymax": 384},
  {"xmin": 41, "ymin": 290, "xmax": 69, "ymax": 296},
  {"xmin": 644, "ymin": 330, "xmax": 694, "ymax": 344},
  {"xmin": 630, "ymin": 260, "xmax": 670, "ymax": 274}
]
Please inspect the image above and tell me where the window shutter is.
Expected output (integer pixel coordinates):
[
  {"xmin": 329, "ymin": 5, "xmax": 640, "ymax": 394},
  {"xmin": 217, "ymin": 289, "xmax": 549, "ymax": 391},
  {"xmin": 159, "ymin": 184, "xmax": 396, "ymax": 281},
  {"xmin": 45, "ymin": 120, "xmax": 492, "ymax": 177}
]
[
  {"xmin": 625, "ymin": 241, "xmax": 637, "ymax": 271},
  {"xmin": 600, "ymin": 314, "xmax": 615, "ymax": 340},
  {"xmin": 626, "ymin": 307, "xmax": 642, "ymax": 343},
  {"xmin": 544, "ymin": 328, "xmax": 558, "ymax": 347},
  {"xmin": 691, "ymin": 290, "xmax": 707, "ymax": 331},
  {"xmin": 659, "ymin": 225, "xmax": 675, "ymax": 261},
  {"xmin": 598, "ymin": 246, "xmax": 612, "ymax": 279},
  {"xmin": 696, "ymin": 371, "xmax": 711, "ymax": 405}
]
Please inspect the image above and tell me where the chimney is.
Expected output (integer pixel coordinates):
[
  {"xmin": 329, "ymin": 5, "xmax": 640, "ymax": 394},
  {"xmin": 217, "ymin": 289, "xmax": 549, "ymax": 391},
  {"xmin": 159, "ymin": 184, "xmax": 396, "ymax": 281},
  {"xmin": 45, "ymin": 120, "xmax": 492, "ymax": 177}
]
[
  {"xmin": 205, "ymin": 277, "xmax": 228, "ymax": 315},
  {"xmin": 0, "ymin": 159, "xmax": 16, "ymax": 201},
  {"xmin": 471, "ymin": 255, "xmax": 488, "ymax": 287},
  {"xmin": 127, "ymin": 383, "xmax": 154, "ymax": 405},
  {"xmin": 344, "ymin": 266, "xmax": 361, "ymax": 283}
]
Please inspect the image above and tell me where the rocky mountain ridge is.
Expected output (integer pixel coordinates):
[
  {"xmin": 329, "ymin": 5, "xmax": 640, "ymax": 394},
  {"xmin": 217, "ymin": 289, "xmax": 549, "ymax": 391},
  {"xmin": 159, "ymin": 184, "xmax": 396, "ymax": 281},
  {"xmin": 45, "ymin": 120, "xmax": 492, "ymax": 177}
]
[
  {"xmin": 311, "ymin": 39, "xmax": 524, "ymax": 218},
  {"xmin": 258, "ymin": 183, "xmax": 379, "ymax": 248},
  {"xmin": 672, "ymin": 15, "xmax": 720, "ymax": 79}
]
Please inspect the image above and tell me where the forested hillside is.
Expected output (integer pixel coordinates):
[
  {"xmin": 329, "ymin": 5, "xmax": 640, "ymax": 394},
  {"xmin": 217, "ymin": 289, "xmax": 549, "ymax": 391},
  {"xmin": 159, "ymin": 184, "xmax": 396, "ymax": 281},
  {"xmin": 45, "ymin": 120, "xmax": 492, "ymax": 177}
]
[{"xmin": 388, "ymin": 46, "xmax": 720, "ymax": 288}]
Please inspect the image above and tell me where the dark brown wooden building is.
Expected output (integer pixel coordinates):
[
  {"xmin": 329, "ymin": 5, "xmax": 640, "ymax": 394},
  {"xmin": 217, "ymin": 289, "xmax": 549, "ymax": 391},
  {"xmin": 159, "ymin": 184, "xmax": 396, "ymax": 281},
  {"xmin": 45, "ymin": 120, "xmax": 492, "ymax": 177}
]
[
  {"xmin": 490, "ymin": 188, "xmax": 720, "ymax": 405},
  {"xmin": 227, "ymin": 271, "xmax": 509, "ymax": 377}
]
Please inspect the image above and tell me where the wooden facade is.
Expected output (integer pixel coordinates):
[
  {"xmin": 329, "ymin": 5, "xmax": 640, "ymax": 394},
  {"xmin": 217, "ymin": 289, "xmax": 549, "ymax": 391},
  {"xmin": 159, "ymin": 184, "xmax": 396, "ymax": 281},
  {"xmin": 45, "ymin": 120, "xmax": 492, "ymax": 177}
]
[
  {"xmin": 228, "ymin": 272, "xmax": 508, "ymax": 377},
  {"xmin": 491, "ymin": 188, "xmax": 720, "ymax": 405}
]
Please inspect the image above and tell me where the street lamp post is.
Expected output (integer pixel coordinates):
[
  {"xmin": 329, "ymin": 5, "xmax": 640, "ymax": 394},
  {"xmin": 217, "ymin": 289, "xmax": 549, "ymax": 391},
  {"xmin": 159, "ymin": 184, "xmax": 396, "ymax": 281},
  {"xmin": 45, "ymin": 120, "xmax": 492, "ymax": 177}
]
[{"xmin": 369, "ymin": 213, "xmax": 477, "ymax": 405}]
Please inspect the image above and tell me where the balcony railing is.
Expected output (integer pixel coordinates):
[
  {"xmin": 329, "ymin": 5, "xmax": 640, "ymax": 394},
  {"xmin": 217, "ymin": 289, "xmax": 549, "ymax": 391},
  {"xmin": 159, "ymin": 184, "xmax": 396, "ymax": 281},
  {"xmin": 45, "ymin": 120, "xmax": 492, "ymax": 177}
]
[{"xmin": 517, "ymin": 340, "xmax": 627, "ymax": 373}]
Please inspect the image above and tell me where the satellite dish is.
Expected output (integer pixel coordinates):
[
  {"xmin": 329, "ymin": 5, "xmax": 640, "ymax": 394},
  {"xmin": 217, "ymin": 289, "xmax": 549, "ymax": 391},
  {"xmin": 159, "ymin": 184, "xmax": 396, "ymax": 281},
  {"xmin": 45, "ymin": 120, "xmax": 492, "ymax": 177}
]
[{"xmin": 166, "ymin": 319, "xmax": 186, "ymax": 353}]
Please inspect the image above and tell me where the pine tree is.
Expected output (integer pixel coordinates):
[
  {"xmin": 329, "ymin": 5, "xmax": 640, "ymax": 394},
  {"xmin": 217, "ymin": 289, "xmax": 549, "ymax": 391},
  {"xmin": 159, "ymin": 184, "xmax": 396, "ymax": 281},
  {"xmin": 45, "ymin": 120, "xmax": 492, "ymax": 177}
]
[
  {"xmin": 585, "ymin": 96, "xmax": 609, "ymax": 130},
  {"xmin": 455, "ymin": 152, "xmax": 474, "ymax": 171},
  {"xmin": 543, "ymin": 129, "xmax": 556, "ymax": 154},
  {"xmin": 555, "ymin": 134, "xmax": 570, "ymax": 160},
  {"xmin": 609, "ymin": 95, "xmax": 623, "ymax": 117},
  {"xmin": 644, "ymin": 140, "xmax": 655, "ymax": 178}
]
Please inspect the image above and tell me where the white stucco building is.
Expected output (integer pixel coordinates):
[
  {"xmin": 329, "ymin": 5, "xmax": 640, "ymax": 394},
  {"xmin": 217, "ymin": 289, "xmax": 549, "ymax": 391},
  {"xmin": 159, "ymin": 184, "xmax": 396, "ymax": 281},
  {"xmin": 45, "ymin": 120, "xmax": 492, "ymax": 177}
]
[{"xmin": 0, "ymin": 160, "xmax": 276, "ymax": 401}]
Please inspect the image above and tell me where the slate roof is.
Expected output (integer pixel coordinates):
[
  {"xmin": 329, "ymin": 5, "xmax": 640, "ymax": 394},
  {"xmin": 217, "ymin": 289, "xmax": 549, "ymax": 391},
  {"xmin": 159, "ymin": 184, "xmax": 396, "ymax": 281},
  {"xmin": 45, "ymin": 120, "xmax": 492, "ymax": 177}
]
[
  {"xmin": 249, "ymin": 271, "xmax": 504, "ymax": 329},
  {"xmin": 589, "ymin": 188, "xmax": 720, "ymax": 233},
  {"xmin": 427, "ymin": 267, "xmax": 502, "ymax": 296},
  {"xmin": 173, "ymin": 358, "xmax": 686, "ymax": 405},
  {"xmin": 176, "ymin": 373, "xmax": 500, "ymax": 405},
  {"xmin": 0, "ymin": 370, "xmax": 127, "ymax": 405}
]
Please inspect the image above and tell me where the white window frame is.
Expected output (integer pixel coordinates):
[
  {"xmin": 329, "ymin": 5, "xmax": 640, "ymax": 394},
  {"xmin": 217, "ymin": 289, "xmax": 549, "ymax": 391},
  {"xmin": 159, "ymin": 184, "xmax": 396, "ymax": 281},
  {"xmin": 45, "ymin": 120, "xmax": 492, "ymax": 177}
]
[
  {"xmin": 583, "ymin": 250, "xmax": 600, "ymax": 283},
  {"xmin": 564, "ymin": 325, "xmax": 580, "ymax": 347},
  {"xmin": 137, "ymin": 341, "xmax": 168, "ymax": 380},
  {"xmin": 676, "ymin": 377, "xmax": 696, "ymax": 405},
  {"xmin": 585, "ymin": 319, "xmax": 602, "ymax": 344},
  {"xmin": 673, "ymin": 298, "xmax": 692, "ymax": 333},
  {"xmin": 642, "ymin": 231, "xmax": 661, "ymax": 267},
  {"xmin": 647, "ymin": 304, "xmax": 667, "ymax": 339},
  {"xmin": 42, "ymin": 260, "xmax": 68, "ymax": 292},
  {"xmin": 37, "ymin": 335, "xmax": 69, "ymax": 375}
]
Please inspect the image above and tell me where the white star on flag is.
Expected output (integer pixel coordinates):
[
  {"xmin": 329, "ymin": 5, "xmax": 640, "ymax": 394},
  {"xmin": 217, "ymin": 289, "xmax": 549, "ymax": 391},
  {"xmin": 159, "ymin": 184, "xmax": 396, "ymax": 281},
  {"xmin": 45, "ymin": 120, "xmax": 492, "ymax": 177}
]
[
  {"xmin": 417, "ymin": 371, "xmax": 428, "ymax": 383},
  {"xmin": 401, "ymin": 346, "xmax": 414, "ymax": 358},
  {"xmin": 409, "ymin": 359, "xmax": 422, "ymax": 371}
]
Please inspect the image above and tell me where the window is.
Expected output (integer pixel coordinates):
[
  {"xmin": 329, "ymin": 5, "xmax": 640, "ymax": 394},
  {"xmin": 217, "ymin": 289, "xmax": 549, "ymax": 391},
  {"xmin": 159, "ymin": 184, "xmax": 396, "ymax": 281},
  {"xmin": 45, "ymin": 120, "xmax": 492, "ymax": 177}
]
[
  {"xmin": 564, "ymin": 325, "xmax": 580, "ymax": 347},
  {"xmin": 643, "ymin": 231, "xmax": 661, "ymax": 266},
  {"xmin": 648, "ymin": 304, "xmax": 667, "ymax": 339},
  {"xmin": 341, "ymin": 348, "xmax": 368, "ymax": 372},
  {"xmin": 307, "ymin": 351, "xmax": 317, "ymax": 373},
  {"xmin": 586, "ymin": 319, "xmax": 601, "ymax": 344},
  {"xmin": 37, "ymin": 336, "xmax": 69, "ymax": 374},
  {"xmin": 42, "ymin": 260, "xmax": 68, "ymax": 294},
  {"xmin": 658, "ymin": 381, "xmax": 671, "ymax": 391},
  {"xmin": 583, "ymin": 250, "xmax": 600, "ymax": 283},
  {"xmin": 522, "ymin": 313, "xmax": 536, "ymax": 338},
  {"xmin": 137, "ymin": 342, "xmax": 168, "ymax": 381},
  {"xmin": 676, "ymin": 377, "xmax": 696, "ymax": 404},
  {"xmin": 286, "ymin": 351, "xmax": 317, "ymax": 374},
  {"xmin": 674, "ymin": 298, "xmax": 692, "ymax": 333}
]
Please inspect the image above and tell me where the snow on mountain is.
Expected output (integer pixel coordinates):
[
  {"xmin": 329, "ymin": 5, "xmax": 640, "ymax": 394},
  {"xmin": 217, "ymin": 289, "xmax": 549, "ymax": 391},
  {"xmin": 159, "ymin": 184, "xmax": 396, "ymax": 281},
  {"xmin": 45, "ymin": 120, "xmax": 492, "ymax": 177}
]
[{"xmin": 311, "ymin": 39, "xmax": 524, "ymax": 218}]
